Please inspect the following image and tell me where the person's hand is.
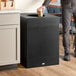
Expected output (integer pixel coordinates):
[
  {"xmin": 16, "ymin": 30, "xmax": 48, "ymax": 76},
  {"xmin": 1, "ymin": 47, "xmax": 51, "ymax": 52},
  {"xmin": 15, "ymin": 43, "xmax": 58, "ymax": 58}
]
[
  {"xmin": 37, "ymin": 6, "xmax": 45, "ymax": 12},
  {"xmin": 37, "ymin": 6, "xmax": 45, "ymax": 17}
]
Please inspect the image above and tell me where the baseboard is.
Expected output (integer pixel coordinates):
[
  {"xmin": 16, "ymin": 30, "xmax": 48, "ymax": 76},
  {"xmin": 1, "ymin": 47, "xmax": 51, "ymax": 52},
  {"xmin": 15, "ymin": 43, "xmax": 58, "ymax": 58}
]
[{"xmin": 0, "ymin": 64, "xmax": 17, "ymax": 71}]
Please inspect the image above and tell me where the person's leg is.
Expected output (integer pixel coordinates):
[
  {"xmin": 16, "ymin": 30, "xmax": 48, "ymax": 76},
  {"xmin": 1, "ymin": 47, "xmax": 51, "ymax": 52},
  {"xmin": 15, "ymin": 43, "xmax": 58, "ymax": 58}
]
[
  {"xmin": 73, "ymin": 10, "xmax": 76, "ymax": 57},
  {"xmin": 62, "ymin": 8, "xmax": 72, "ymax": 61}
]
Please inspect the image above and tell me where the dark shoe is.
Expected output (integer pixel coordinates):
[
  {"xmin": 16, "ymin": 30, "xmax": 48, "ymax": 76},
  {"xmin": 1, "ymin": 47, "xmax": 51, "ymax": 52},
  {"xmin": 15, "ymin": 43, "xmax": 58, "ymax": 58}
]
[
  {"xmin": 63, "ymin": 54, "xmax": 70, "ymax": 61},
  {"xmin": 74, "ymin": 50, "xmax": 76, "ymax": 57}
]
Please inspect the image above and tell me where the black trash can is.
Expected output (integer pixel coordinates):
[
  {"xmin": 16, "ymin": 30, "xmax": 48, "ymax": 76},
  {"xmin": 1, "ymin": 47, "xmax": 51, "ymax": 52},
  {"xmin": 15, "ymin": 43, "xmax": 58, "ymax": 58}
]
[{"xmin": 20, "ymin": 13, "xmax": 59, "ymax": 68}]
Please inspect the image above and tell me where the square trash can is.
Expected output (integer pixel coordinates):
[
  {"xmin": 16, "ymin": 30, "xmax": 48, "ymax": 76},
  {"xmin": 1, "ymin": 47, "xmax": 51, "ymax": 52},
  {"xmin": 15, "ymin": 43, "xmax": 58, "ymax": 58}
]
[{"xmin": 20, "ymin": 13, "xmax": 59, "ymax": 68}]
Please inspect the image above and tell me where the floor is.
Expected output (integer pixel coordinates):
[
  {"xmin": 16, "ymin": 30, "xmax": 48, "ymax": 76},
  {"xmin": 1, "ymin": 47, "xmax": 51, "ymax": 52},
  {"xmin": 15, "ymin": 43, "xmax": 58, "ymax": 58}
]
[{"xmin": 0, "ymin": 35, "xmax": 76, "ymax": 76}]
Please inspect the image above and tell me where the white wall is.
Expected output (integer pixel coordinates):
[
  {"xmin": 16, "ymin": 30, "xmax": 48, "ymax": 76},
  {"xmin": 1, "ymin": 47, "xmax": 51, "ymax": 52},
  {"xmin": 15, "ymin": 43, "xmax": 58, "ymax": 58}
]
[{"xmin": 15, "ymin": 0, "xmax": 44, "ymax": 13}]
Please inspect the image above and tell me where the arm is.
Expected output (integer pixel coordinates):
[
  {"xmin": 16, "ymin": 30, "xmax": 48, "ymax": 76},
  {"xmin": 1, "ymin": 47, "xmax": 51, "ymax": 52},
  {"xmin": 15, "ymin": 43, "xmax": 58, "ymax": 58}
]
[
  {"xmin": 37, "ymin": 0, "xmax": 51, "ymax": 10},
  {"xmin": 42, "ymin": 0, "xmax": 51, "ymax": 7},
  {"xmin": 37, "ymin": 0, "xmax": 51, "ymax": 16},
  {"xmin": 37, "ymin": 0, "xmax": 51, "ymax": 11}
]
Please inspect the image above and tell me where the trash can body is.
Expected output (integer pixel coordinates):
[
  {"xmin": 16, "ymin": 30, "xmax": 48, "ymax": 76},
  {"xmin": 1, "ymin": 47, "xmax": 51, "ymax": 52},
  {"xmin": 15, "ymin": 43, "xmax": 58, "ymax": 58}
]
[{"xmin": 20, "ymin": 13, "xmax": 59, "ymax": 68}]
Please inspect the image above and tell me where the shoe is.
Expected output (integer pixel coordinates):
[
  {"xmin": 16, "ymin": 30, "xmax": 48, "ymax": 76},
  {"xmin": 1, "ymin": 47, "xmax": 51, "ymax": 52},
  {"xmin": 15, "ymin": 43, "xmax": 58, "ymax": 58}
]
[
  {"xmin": 63, "ymin": 54, "xmax": 70, "ymax": 61},
  {"xmin": 74, "ymin": 50, "xmax": 76, "ymax": 57}
]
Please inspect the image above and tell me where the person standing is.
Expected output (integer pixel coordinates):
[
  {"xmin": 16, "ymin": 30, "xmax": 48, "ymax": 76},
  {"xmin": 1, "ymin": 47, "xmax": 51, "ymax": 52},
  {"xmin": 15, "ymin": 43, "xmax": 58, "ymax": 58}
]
[{"xmin": 37, "ymin": 0, "xmax": 76, "ymax": 61}]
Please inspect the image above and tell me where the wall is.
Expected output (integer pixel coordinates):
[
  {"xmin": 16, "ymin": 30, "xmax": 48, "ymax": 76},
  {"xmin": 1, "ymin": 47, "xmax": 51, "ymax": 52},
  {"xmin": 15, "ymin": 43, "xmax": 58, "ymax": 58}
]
[{"xmin": 15, "ymin": 0, "xmax": 44, "ymax": 13}]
